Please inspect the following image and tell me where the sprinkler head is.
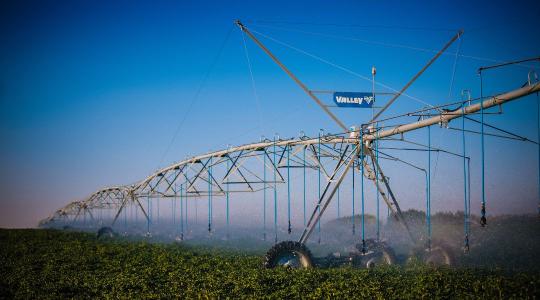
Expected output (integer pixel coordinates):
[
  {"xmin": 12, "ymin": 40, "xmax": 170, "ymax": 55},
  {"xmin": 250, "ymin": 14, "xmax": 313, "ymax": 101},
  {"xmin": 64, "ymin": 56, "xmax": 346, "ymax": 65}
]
[
  {"xmin": 288, "ymin": 221, "xmax": 292, "ymax": 234},
  {"xmin": 480, "ymin": 216, "xmax": 487, "ymax": 227},
  {"xmin": 361, "ymin": 239, "xmax": 366, "ymax": 255}
]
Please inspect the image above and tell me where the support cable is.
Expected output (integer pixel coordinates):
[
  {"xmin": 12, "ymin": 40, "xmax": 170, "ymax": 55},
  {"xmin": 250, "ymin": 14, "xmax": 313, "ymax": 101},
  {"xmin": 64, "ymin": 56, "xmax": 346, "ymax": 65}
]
[
  {"xmin": 478, "ymin": 56, "xmax": 540, "ymax": 72},
  {"xmin": 159, "ymin": 26, "xmax": 234, "ymax": 166},
  {"xmin": 366, "ymin": 94, "xmax": 493, "ymax": 126},
  {"xmin": 446, "ymin": 127, "xmax": 538, "ymax": 143},
  {"xmin": 466, "ymin": 116, "xmax": 537, "ymax": 143},
  {"xmin": 381, "ymin": 138, "xmax": 470, "ymax": 159},
  {"xmin": 250, "ymin": 29, "xmax": 437, "ymax": 110},
  {"xmin": 369, "ymin": 149, "xmax": 426, "ymax": 232},
  {"xmin": 448, "ymin": 33, "xmax": 462, "ymax": 98},
  {"xmin": 237, "ymin": 21, "xmax": 348, "ymax": 131},
  {"xmin": 248, "ymin": 23, "xmax": 537, "ymax": 69},
  {"xmin": 371, "ymin": 30, "xmax": 463, "ymax": 123},
  {"xmin": 241, "ymin": 30, "xmax": 264, "ymax": 129},
  {"xmin": 247, "ymin": 20, "xmax": 458, "ymax": 32}
]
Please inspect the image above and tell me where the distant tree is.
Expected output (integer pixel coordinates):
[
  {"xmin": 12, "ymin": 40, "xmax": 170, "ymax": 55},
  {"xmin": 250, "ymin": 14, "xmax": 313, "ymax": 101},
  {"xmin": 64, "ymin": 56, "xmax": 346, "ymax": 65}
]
[{"xmin": 387, "ymin": 209, "xmax": 426, "ymax": 229}]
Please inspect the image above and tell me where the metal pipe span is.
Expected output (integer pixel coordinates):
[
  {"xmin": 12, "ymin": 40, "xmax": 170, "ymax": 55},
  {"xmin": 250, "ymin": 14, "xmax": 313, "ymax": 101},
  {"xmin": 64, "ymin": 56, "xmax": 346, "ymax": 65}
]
[
  {"xmin": 364, "ymin": 82, "xmax": 540, "ymax": 140},
  {"xmin": 41, "ymin": 82, "xmax": 540, "ymax": 225},
  {"xmin": 136, "ymin": 82, "xmax": 540, "ymax": 190}
]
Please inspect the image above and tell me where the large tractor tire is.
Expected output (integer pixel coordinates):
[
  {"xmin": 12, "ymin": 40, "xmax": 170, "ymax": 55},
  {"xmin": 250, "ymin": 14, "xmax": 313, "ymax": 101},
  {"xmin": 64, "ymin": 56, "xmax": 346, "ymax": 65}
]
[
  {"xmin": 264, "ymin": 241, "xmax": 314, "ymax": 269},
  {"xmin": 353, "ymin": 239, "xmax": 396, "ymax": 268},
  {"xmin": 420, "ymin": 241, "xmax": 455, "ymax": 266},
  {"xmin": 364, "ymin": 246, "xmax": 397, "ymax": 268},
  {"xmin": 97, "ymin": 226, "xmax": 115, "ymax": 239}
]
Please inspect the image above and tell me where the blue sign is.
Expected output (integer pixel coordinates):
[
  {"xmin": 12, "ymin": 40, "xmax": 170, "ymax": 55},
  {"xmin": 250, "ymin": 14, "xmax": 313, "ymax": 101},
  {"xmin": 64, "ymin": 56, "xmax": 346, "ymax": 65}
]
[{"xmin": 333, "ymin": 92, "xmax": 374, "ymax": 108}]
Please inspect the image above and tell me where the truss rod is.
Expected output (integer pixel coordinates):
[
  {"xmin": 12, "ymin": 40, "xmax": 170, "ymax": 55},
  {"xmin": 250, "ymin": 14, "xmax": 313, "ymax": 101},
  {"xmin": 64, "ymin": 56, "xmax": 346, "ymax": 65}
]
[
  {"xmin": 299, "ymin": 145, "xmax": 359, "ymax": 244},
  {"xmin": 370, "ymin": 29, "xmax": 463, "ymax": 123},
  {"xmin": 235, "ymin": 20, "xmax": 348, "ymax": 131},
  {"xmin": 365, "ymin": 149, "xmax": 415, "ymax": 242}
]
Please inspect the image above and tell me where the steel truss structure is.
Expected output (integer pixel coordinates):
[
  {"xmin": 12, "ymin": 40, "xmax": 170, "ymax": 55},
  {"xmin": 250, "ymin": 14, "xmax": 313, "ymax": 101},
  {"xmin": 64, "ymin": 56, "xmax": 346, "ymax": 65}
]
[
  {"xmin": 40, "ymin": 20, "xmax": 540, "ymax": 253},
  {"xmin": 40, "ymin": 82, "xmax": 540, "ymax": 242}
]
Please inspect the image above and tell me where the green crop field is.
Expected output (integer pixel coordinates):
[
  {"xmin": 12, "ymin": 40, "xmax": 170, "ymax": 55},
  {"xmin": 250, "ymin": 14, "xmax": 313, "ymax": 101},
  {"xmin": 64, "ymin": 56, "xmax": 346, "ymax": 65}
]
[{"xmin": 1, "ymin": 228, "xmax": 539, "ymax": 299}]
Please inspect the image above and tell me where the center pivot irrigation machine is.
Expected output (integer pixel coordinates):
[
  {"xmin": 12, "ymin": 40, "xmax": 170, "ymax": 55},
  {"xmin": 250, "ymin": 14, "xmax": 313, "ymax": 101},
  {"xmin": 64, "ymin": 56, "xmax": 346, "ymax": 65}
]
[{"xmin": 40, "ymin": 21, "xmax": 540, "ymax": 269}]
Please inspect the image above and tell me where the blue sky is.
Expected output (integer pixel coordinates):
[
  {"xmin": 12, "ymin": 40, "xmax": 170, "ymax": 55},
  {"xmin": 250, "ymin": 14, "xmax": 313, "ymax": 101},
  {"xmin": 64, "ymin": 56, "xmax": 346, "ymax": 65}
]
[{"xmin": 1, "ymin": 0, "xmax": 540, "ymax": 228}]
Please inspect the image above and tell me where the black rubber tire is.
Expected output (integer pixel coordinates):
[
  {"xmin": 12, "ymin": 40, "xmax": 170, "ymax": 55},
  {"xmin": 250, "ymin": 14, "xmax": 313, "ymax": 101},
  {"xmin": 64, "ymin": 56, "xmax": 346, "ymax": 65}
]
[
  {"xmin": 97, "ymin": 226, "xmax": 115, "ymax": 239},
  {"xmin": 264, "ymin": 241, "xmax": 314, "ymax": 269},
  {"xmin": 420, "ymin": 241, "xmax": 455, "ymax": 266},
  {"xmin": 364, "ymin": 245, "xmax": 397, "ymax": 268},
  {"xmin": 352, "ymin": 239, "xmax": 396, "ymax": 268}
]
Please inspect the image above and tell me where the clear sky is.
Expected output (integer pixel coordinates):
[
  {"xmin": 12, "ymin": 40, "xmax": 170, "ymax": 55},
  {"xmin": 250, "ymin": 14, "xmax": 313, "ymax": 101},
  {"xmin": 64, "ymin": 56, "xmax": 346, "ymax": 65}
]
[{"xmin": 1, "ymin": 0, "xmax": 540, "ymax": 228}]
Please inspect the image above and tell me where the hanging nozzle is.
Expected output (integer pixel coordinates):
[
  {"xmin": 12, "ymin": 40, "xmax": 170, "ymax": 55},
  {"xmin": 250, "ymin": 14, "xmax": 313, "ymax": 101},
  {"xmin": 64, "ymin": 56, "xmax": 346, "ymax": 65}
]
[
  {"xmin": 480, "ymin": 203, "xmax": 487, "ymax": 227},
  {"xmin": 361, "ymin": 239, "xmax": 366, "ymax": 255},
  {"xmin": 288, "ymin": 221, "xmax": 292, "ymax": 234}
]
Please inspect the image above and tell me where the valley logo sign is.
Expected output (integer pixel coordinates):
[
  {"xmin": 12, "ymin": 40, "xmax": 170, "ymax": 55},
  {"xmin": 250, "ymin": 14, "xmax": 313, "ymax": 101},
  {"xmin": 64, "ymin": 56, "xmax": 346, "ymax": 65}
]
[{"xmin": 333, "ymin": 92, "xmax": 374, "ymax": 108}]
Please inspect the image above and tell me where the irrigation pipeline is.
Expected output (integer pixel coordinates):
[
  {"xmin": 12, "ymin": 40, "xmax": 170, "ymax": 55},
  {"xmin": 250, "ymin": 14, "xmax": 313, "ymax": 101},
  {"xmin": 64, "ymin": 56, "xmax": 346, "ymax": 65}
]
[
  {"xmin": 362, "ymin": 82, "xmax": 540, "ymax": 141},
  {"xmin": 139, "ymin": 82, "xmax": 540, "ymax": 192},
  {"xmin": 41, "ymin": 81, "xmax": 540, "ymax": 236},
  {"xmin": 106, "ymin": 80, "xmax": 540, "ymax": 199}
]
